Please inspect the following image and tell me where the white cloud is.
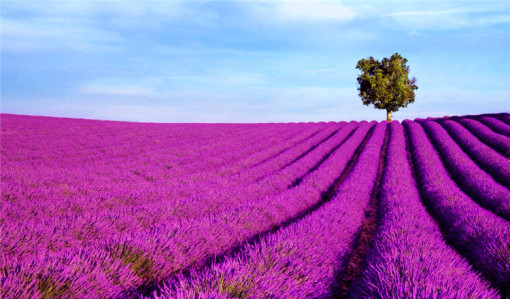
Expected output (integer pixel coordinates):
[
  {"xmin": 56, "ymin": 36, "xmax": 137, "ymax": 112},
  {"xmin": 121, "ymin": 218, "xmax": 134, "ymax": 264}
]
[
  {"xmin": 4, "ymin": 85, "xmax": 508, "ymax": 123},
  {"xmin": 274, "ymin": 1, "xmax": 356, "ymax": 22},
  {"xmin": 385, "ymin": 3, "xmax": 510, "ymax": 30},
  {"xmin": 247, "ymin": 0, "xmax": 356, "ymax": 24},
  {"xmin": 476, "ymin": 14, "xmax": 510, "ymax": 26},
  {"xmin": 245, "ymin": 1, "xmax": 509, "ymax": 30},
  {"xmin": 2, "ymin": 0, "xmax": 509, "ymax": 123},
  {"xmin": 79, "ymin": 85, "xmax": 159, "ymax": 97},
  {"xmin": 390, "ymin": 8, "xmax": 471, "ymax": 17},
  {"xmin": 388, "ymin": 8, "xmax": 471, "ymax": 30},
  {"xmin": 1, "ymin": 17, "xmax": 122, "ymax": 53},
  {"xmin": 1, "ymin": 1, "xmax": 188, "ymax": 18},
  {"xmin": 0, "ymin": 1, "xmax": 196, "ymax": 53}
]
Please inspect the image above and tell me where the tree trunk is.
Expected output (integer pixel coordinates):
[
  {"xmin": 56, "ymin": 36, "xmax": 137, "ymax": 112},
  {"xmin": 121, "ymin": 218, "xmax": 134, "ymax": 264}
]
[{"xmin": 386, "ymin": 109, "xmax": 392, "ymax": 122}]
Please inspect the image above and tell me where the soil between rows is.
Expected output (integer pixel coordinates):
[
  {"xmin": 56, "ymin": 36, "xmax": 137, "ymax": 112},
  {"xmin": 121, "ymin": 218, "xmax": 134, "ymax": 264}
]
[
  {"xmin": 135, "ymin": 125, "xmax": 376, "ymax": 298},
  {"xmin": 334, "ymin": 124, "xmax": 390, "ymax": 298}
]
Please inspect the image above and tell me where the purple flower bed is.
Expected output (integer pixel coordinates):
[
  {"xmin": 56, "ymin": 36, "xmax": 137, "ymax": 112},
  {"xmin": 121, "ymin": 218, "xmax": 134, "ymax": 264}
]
[
  {"xmin": 419, "ymin": 119, "xmax": 510, "ymax": 220},
  {"xmin": 158, "ymin": 121, "xmax": 353, "ymax": 221},
  {"xmin": 438, "ymin": 119, "xmax": 510, "ymax": 187},
  {"xmin": 1, "ymin": 113, "xmax": 508, "ymax": 298},
  {"xmin": 151, "ymin": 122, "xmax": 388, "ymax": 298},
  {"xmin": 348, "ymin": 121, "xmax": 497, "ymax": 298},
  {"xmin": 459, "ymin": 117, "xmax": 510, "ymax": 156},
  {"xmin": 493, "ymin": 112, "xmax": 510, "ymax": 125},
  {"xmin": 474, "ymin": 115, "xmax": 510, "ymax": 137},
  {"xmin": 405, "ymin": 120, "xmax": 510, "ymax": 296}
]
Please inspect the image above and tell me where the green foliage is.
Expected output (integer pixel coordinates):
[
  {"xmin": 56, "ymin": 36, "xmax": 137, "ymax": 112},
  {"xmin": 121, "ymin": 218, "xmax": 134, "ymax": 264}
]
[
  {"xmin": 356, "ymin": 53, "xmax": 418, "ymax": 113},
  {"xmin": 217, "ymin": 275, "xmax": 254, "ymax": 298},
  {"xmin": 110, "ymin": 243, "xmax": 156, "ymax": 282},
  {"xmin": 37, "ymin": 275, "xmax": 71, "ymax": 299}
]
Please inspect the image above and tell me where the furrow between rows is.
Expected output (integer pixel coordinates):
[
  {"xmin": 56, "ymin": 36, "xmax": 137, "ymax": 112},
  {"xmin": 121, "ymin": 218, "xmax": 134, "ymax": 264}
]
[
  {"xmin": 253, "ymin": 123, "xmax": 346, "ymax": 183},
  {"xmin": 289, "ymin": 124, "xmax": 359, "ymax": 188},
  {"xmin": 66, "ymin": 122, "xmax": 368, "ymax": 298},
  {"xmin": 474, "ymin": 115, "xmax": 510, "ymax": 137},
  {"xmin": 146, "ymin": 122, "xmax": 387, "ymax": 298},
  {"xmin": 128, "ymin": 123, "xmax": 375, "ymax": 297},
  {"xmin": 246, "ymin": 124, "xmax": 329, "ymax": 170},
  {"xmin": 335, "ymin": 122, "xmax": 390, "ymax": 297},
  {"xmin": 162, "ymin": 123, "xmax": 356, "ymax": 222},
  {"xmin": 459, "ymin": 118, "xmax": 510, "ymax": 156},
  {"xmin": 348, "ymin": 121, "xmax": 497, "ymax": 298},
  {"xmin": 438, "ymin": 119, "xmax": 510, "ymax": 187},
  {"xmin": 216, "ymin": 123, "xmax": 331, "ymax": 179},
  {"xmin": 419, "ymin": 119, "xmax": 510, "ymax": 220},
  {"xmin": 405, "ymin": 120, "xmax": 510, "ymax": 296},
  {"xmin": 494, "ymin": 113, "xmax": 510, "ymax": 125},
  {"xmin": 151, "ymin": 123, "xmax": 326, "ymax": 185}
]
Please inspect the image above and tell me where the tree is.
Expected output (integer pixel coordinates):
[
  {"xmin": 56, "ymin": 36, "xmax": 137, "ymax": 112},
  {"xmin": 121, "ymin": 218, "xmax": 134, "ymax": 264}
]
[{"xmin": 356, "ymin": 53, "xmax": 418, "ymax": 122}]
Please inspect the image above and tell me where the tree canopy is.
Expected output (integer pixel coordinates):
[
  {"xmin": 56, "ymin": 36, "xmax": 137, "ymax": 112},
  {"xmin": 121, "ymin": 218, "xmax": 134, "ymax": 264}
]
[{"xmin": 356, "ymin": 53, "xmax": 418, "ymax": 121}]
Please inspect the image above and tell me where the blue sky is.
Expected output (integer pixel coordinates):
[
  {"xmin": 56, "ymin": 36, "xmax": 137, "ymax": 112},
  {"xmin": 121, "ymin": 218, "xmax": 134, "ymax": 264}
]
[{"xmin": 1, "ymin": 0, "xmax": 509, "ymax": 122}]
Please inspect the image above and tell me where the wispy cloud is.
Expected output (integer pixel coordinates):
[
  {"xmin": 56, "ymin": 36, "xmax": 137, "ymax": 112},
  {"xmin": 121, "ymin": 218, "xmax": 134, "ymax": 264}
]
[
  {"xmin": 390, "ymin": 7, "xmax": 479, "ymax": 17},
  {"xmin": 0, "ymin": 0, "xmax": 194, "ymax": 53},
  {"xmin": 1, "ymin": 17, "xmax": 122, "ymax": 53},
  {"xmin": 1, "ymin": 1, "xmax": 188, "ymax": 19},
  {"xmin": 385, "ymin": 2, "xmax": 510, "ymax": 30},
  {"xmin": 272, "ymin": 1, "xmax": 356, "ymax": 22},
  {"xmin": 2, "ymin": 0, "xmax": 509, "ymax": 122},
  {"xmin": 244, "ymin": 0, "xmax": 356, "ymax": 27},
  {"xmin": 79, "ymin": 85, "xmax": 159, "ymax": 97},
  {"xmin": 475, "ymin": 14, "xmax": 510, "ymax": 26}
]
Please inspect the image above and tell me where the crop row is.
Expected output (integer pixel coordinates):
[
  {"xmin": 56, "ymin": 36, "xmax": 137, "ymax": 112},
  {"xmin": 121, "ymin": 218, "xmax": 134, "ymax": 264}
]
[
  {"xmin": 475, "ymin": 115, "xmax": 510, "ymax": 137},
  {"xmin": 405, "ymin": 120, "xmax": 510, "ymax": 295},
  {"xmin": 1, "ymin": 117, "xmax": 373, "ymax": 297},
  {"xmin": 169, "ymin": 122, "xmax": 351, "ymax": 218},
  {"xmin": 151, "ymin": 120, "xmax": 389, "ymax": 298},
  {"xmin": 438, "ymin": 119, "xmax": 510, "ymax": 186},
  {"xmin": 1, "ymin": 113, "xmax": 509, "ymax": 298},
  {"xmin": 349, "ymin": 121, "xmax": 497, "ymax": 298},
  {"xmin": 418, "ymin": 120, "xmax": 510, "ymax": 220},
  {"xmin": 458, "ymin": 118, "xmax": 510, "ymax": 156},
  {"xmin": 98, "ymin": 121, "xmax": 375, "ymax": 296}
]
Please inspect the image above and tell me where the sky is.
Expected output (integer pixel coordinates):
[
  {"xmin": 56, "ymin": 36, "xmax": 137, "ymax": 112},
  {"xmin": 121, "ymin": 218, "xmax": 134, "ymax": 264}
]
[{"xmin": 1, "ymin": 0, "xmax": 509, "ymax": 123}]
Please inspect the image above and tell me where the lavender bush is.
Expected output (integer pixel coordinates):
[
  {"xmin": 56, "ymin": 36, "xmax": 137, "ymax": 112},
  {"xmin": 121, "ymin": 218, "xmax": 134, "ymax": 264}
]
[
  {"xmin": 152, "ymin": 122, "xmax": 388, "ymax": 298},
  {"xmin": 405, "ymin": 120, "xmax": 510, "ymax": 296},
  {"xmin": 348, "ymin": 121, "xmax": 497, "ymax": 298},
  {"xmin": 459, "ymin": 118, "xmax": 510, "ymax": 156},
  {"xmin": 474, "ymin": 115, "xmax": 510, "ymax": 137},
  {"xmin": 419, "ymin": 119, "xmax": 510, "ymax": 220},
  {"xmin": 438, "ymin": 119, "xmax": 510, "ymax": 187},
  {"xmin": 1, "ymin": 113, "xmax": 509, "ymax": 298}
]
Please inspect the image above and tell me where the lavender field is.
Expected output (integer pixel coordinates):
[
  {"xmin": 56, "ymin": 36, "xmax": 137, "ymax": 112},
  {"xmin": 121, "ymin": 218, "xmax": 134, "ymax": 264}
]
[{"xmin": 1, "ymin": 113, "xmax": 509, "ymax": 298}]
